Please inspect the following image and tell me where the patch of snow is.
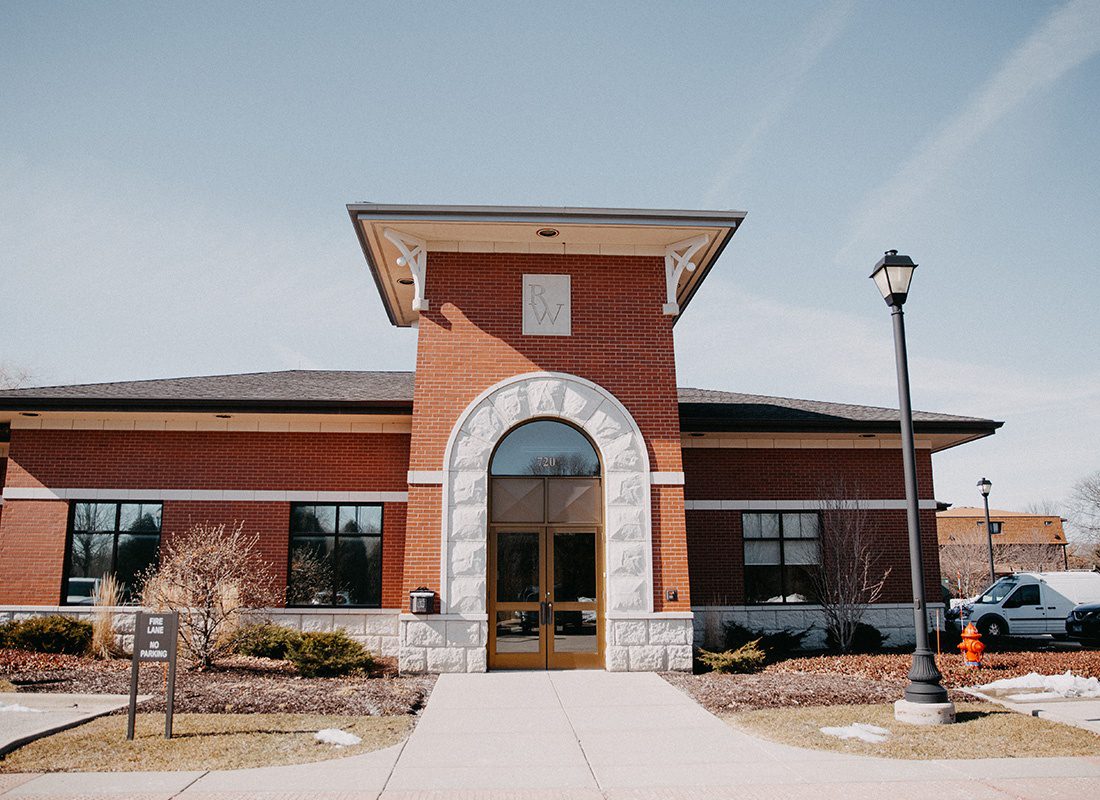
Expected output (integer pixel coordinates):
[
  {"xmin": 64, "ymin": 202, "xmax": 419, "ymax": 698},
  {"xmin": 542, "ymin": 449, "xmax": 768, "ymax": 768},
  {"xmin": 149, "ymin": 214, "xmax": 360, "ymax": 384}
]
[
  {"xmin": 315, "ymin": 728, "xmax": 362, "ymax": 747},
  {"xmin": 819, "ymin": 723, "xmax": 890, "ymax": 743},
  {"xmin": 0, "ymin": 702, "xmax": 45, "ymax": 714},
  {"xmin": 978, "ymin": 671, "xmax": 1100, "ymax": 699}
]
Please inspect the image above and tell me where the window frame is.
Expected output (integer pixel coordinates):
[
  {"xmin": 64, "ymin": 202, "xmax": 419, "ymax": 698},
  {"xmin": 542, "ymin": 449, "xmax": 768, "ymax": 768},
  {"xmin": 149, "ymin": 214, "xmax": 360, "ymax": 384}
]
[
  {"xmin": 61, "ymin": 500, "xmax": 163, "ymax": 606},
  {"xmin": 286, "ymin": 502, "xmax": 385, "ymax": 609},
  {"xmin": 741, "ymin": 511, "xmax": 822, "ymax": 605}
]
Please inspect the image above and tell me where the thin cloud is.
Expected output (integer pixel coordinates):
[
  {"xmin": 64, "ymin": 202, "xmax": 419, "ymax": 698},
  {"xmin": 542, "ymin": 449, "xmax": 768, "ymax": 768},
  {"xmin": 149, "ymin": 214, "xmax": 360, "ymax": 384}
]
[
  {"xmin": 840, "ymin": 0, "xmax": 1100, "ymax": 258},
  {"xmin": 705, "ymin": 0, "xmax": 857, "ymax": 206}
]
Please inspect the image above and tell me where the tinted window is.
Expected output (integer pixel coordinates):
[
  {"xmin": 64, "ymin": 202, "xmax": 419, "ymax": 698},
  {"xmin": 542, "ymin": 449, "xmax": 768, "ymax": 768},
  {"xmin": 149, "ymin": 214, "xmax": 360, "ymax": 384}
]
[
  {"xmin": 288, "ymin": 504, "xmax": 383, "ymax": 607},
  {"xmin": 65, "ymin": 501, "xmax": 162, "ymax": 604}
]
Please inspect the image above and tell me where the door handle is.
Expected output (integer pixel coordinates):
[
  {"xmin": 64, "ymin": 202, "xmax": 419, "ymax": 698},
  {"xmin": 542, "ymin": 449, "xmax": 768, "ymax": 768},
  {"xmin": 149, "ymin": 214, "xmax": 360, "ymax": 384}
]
[{"xmin": 539, "ymin": 601, "xmax": 553, "ymax": 626}]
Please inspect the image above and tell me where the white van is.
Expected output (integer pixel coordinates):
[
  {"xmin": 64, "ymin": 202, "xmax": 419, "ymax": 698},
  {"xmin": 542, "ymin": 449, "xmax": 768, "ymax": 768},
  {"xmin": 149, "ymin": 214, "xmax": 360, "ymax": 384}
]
[{"xmin": 961, "ymin": 571, "xmax": 1100, "ymax": 637}]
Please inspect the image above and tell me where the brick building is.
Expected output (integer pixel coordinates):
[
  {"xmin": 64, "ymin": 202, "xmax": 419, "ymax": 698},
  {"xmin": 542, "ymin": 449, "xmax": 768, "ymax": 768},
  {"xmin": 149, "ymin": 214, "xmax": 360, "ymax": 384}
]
[
  {"xmin": 0, "ymin": 204, "xmax": 1001, "ymax": 672},
  {"xmin": 937, "ymin": 507, "xmax": 1068, "ymax": 585}
]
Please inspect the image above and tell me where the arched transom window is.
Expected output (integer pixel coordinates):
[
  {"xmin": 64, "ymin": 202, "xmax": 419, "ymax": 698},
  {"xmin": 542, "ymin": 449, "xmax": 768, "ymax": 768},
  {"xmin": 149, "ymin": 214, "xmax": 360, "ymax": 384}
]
[{"xmin": 490, "ymin": 419, "xmax": 600, "ymax": 477}]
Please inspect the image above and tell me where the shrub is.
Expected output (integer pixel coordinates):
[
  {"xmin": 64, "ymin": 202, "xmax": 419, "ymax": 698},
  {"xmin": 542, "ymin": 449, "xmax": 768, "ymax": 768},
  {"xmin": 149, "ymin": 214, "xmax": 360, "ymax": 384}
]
[
  {"xmin": 826, "ymin": 622, "xmax": 886, "ymax": 654},
  {"xmin": 696, "ymin": 640, "xmax": 767, "ymax": 674},
  {"xmin": 230, "ymin": 622, "xmax": 303, "ymax": 660},
  {"xmin": 0, "ymin": 615, "xmax": 92, "ymax": 655},
  {"xmin": 722, "ymin": 622, "xmax": 811, "ymax": 663},
  {"xmin": 91, "ymin": 573, "xmax": 122, "ymax": 659},
  {"xmin": 287, "ymin": 630, "xmax": 374, "ymax": 677},
  {"xmin": 141, "ymin": 521, "xmax": 279, "ymax": 669}
]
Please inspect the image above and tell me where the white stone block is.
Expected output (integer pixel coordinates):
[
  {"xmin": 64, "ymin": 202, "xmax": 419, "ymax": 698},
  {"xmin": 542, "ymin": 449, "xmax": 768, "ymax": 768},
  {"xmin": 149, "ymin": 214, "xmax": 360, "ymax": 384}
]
[
  {"xmin": 452, "ymin": 471, "xmax": 487, "ymax": 506},
  {"xmin": 606, "ymin": 646, "xmax": 630, "ymax": 672},
  {"xmin": 607, "ymin": 506, "xmax": 645, "ymax": 541},
  {"xmin": 448, "ymin": 577, "xmax": 486, "ymax": 614},
  {"xmin": 466, "ymin": 647, "xmax": 488, "ymax": 673},
  {"xmin": 333, "ymin": 616, "xmax": 366, "ymax": 636},
  {"xmin": 606, "ymin": 472, "xmax": 645, "ymax": 507},
  {"xmin": 667, "ymin": 645, "xmax": 694, "ymax": 672},
  {"xmin": 609, "ymin": 542, "xmax": 646, "ymax": 577},
  {"xmin": 112, "ymin": 613, "xmax": 137, "ymax": 634},
  {"xmin": 773, "ymin": 609, "xmax": 807, "ymax": 630},
  {"xmin": 465, "ymin": 404, "xmax": 504, "ymax": 443},
  {"xmin": 266, "ymin": 613, "xmax": 302, "ymax": 629},
  {"xmin": 648, "ymin": 619, "xmax": 692, "ymax": 645},
  {"xmin": 404, "ymin": 619, "xmax": 446, "ymax": 647},
  {"xmin": 613, "ymin": 620, "xmax": 648, "ymax": 646},
  {"xmin": 526, "ymin": 379, "xmax": 565, "ymax": 415},
  {"xmin": 561, "ymin": 384, "xmax": 603, "ymax": 423},
  {"xmin": 364, "ymin": 614, "xmax": 399, "ymax": 637},
  {"xmin": 446, "ymin": 620, "xmax": 483, "ymax": 646},
  {"xmin": 629, "ymin": 645, "xmax": 666, "ymax": 671},
  {"xmin": 604, "ymin": 432, "xmax": 642, "ymax": 471},
  {"xmin": 427, "ymin": 646, "xmax": 467, "ymax": 673},
  {"xmin": 450, "ymin": 506, "xmax": 487, "ymax": 541},
  {"xmin": 379, "ymin": 636, "xmax": 400, "ymax": 657},
  {"xmin": 449, "ymin": 541, "xmax": 486, "ymax": 577},
  {"xmin": 609, "ymin": 578, "xmax": 647, "ymax": 612},
  {"xmin": 451, "ymin": 432, "xmax": 493, "ymax": 470},
  {"xmin": 301, "ymin": 614, "xmax": 334, "ymax": 633},
  {"xmin": 400, "ymin": 646, "xmax": 427, "ymax": 673},
  {"xmin": 490, "ymin": 385, "xmax": 529, "ymax": 427},
  {"xmin": 585, "ymin": 405, "xmax": 628, "ymax": 442},
  {"xmin": 361, "ymin": 635, "xmax": 381, "ymax": 653}
]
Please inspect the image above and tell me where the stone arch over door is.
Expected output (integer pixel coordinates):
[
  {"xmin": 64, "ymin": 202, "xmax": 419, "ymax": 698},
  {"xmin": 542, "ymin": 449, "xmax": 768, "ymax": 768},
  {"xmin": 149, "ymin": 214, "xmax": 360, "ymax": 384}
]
[{"xmin": 442, "ymin": 372, "xmax": 654, "ymax": 622}]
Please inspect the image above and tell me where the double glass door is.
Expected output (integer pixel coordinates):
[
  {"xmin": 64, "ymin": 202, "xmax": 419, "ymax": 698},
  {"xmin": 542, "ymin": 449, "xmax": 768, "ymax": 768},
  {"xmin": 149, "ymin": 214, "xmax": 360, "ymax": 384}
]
[{"xmin": 489, "ymin": 526, "xmax": 602, "ymax": 669}]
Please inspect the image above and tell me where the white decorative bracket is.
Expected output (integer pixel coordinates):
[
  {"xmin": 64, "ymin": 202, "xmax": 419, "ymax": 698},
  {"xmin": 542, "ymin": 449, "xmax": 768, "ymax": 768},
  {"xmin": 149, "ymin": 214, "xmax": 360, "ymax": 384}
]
[
  {"xmin": 663, "ymin": 234, "xmax": 709, "ymax": 315},
  {"xmin": 383, "ymin": 227, "xmax": 429, "ymax": 311}
]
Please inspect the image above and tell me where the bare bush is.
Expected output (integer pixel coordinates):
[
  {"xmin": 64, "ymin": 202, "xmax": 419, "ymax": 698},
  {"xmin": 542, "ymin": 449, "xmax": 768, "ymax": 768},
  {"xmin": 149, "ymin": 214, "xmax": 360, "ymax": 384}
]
[
  {"xmin": 0, "ymin": 363, "xmax": 33, "ymax": 390},
  {"xmin": 140, "ymin": 521, "xmax": 278, "ymax": 669},
  {"xmin": 90, "ymin": 573, "xmax": 121, "ymax": 659},
  {"xmin": 939, "ymin": 535, "xmax": 992, "ymax": 599},
  {"xmin": 808, "ymin": 482, "xmax": 891, "ymax": 653}
]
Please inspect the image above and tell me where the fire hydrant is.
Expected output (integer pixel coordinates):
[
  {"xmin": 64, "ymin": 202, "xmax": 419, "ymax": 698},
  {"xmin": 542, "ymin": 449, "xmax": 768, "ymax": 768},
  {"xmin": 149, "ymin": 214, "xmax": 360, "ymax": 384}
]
[{"xmin": 958, "ymin": 622, "xmax": 985, "ymax": 668}]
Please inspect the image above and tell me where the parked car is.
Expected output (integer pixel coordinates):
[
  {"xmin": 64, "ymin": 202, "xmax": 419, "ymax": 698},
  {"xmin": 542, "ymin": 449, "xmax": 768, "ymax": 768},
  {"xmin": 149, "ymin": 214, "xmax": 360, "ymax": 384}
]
[
  {"xmin": 1066, "ymin": 602, "xmax": 1100, "ymax": 644},
  {"xmin": 960, "ymin": 571, "xmax": 1100, "ymax": 638}
]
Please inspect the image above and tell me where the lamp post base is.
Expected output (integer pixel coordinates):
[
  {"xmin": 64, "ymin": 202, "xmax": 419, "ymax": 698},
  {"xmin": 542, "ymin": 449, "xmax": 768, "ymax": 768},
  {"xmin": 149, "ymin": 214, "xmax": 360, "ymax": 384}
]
[{"xmin": 894, "ymin": 698, "xmax": 956, "ymax": 725}]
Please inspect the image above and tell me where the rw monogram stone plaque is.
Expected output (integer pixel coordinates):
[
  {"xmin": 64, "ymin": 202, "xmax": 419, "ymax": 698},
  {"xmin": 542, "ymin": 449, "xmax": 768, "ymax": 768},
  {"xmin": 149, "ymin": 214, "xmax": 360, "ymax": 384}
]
[{"xmin": 522, "ymin": 274, "xmax": 571, "ymax": 336}]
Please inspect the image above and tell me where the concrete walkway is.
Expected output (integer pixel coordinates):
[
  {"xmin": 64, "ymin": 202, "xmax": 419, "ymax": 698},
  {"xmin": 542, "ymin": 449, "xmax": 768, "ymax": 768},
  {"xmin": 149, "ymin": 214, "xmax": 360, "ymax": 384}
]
[
  {"xmin": 2, "ymin": 672, "xmax": 1100, "ymax": 798},
  {"xmin": 0, "ymin": 693, "xmax": 136, "ymax": 757}
]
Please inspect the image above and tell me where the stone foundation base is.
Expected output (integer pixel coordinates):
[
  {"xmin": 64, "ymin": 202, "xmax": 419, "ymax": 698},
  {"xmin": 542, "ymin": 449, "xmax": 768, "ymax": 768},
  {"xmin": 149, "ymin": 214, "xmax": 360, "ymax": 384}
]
[
  {"xmin": 607, "ymin": 614, "xmax": 694, "ymax": 671},
  {"xmin": 0, "ymin": 606, "xmax": 401, "ymax": 659},
  {"xmin": 894, "ymin": 698, "xmax": 956, "ymax": 725},
  {"xmin": 397, "ymin": 612, "xmax": 694, "ymax": 673},
  {"xmin": 399, "ymin": 614, "xmax": 488, "ymax": 673}
]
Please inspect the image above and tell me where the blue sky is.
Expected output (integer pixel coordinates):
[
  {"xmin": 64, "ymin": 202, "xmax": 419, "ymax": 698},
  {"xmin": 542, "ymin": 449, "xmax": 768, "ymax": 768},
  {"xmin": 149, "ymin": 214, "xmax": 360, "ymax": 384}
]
[{"xmin": 2, "ymin": 1, "xmax": 1098, "ymax": 516}]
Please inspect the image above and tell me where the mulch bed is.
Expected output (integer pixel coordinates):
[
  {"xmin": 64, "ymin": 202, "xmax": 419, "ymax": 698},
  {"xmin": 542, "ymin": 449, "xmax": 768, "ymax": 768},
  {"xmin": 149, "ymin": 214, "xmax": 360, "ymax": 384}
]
[
  {"xmin": 664, "ymin": 671, "xmax": 905, "ymax": 713},
  {"xmin": 0, "ymin": 649, "xmax": 435, "ymax": 716},
  {"xmin": 665, "ymin": 647, "xmax": 1100, "ymax": 714},
  {"xmin": 768, "ymin": 648, "xmax": 1100, "ymax": 688}
]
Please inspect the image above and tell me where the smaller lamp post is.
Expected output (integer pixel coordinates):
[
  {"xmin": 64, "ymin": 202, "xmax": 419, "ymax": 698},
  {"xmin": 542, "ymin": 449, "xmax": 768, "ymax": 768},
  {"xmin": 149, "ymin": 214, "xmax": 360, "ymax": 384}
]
[
  {"xmin": 978, "ymin": 478, "xmax": 994, "ymax": 584},
  {"xmin": 871, "ymin": 250, "xmax": 954, "ymax": 724}
]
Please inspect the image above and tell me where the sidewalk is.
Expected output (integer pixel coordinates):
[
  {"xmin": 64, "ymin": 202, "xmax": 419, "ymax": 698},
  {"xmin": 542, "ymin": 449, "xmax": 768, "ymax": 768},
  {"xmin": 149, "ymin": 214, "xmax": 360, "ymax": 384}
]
[
  {"xmin": 0, "ymin": 693, "xmax": 136, "ymax": 757},
  {"xmin": 2, "ymin": 672, "xmax": 1100, "ymax": 798}
]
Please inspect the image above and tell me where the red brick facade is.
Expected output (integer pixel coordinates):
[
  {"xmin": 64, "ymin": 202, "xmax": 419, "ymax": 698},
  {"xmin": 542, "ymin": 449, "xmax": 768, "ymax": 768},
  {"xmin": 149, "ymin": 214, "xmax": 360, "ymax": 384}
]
[
  {"xmin": 683, "ymin": 446, "xmax": 941, "ymax": 605},
  {"xmin": 0, "ymin": 432, "xmax": 410, "ymax": 606},
  {"xmin": 403, "ymin": 252, "xmax": 688, "ymax": 613}
]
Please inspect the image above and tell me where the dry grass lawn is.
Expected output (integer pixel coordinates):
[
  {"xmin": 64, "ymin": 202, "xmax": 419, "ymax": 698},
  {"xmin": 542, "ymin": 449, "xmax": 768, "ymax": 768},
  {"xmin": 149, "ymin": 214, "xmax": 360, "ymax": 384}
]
[
  {"xmin": 727, "ymin": 701, "xmax": 1100, "ymax": 760},
  {"xmin": 0, "ymin": 713, "xmax": 412, "ymax": 773}
]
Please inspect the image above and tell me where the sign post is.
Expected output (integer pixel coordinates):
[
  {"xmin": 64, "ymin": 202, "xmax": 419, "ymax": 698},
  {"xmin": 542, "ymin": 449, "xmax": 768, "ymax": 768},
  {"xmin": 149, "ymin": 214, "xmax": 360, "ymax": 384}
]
[{"xmin": 126, "ymin": 611, "xmax": 179, "ymax": 740}]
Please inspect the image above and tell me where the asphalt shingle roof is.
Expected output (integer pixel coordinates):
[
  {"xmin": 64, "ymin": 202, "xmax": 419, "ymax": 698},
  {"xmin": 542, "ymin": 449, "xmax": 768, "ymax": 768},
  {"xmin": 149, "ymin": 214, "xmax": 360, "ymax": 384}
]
[{"xmin": 0, "ymin": 370, "xmax": 1000, "ymax": 434}]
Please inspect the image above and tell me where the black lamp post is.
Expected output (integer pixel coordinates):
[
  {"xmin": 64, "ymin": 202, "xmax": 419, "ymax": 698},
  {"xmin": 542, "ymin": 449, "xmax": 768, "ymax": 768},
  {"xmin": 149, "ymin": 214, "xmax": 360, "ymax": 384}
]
[
  {"xmin": 870, "ymin": 250, "xmax": 951, "ymax": 710},
  {"xmin": 978, "ymin": 478, "xmax": 994, "ymax": 583}
]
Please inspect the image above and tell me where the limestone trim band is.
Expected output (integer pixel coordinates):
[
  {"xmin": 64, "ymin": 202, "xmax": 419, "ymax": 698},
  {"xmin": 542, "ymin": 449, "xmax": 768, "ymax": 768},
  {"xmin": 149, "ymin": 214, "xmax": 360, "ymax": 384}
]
[
  {"xmin": 684, "ymin": 498, "xmax": 940, "ymax": 511},
  {"xmin": 1, "ymin": 487, "xmax": 409, "ymax": 503}
]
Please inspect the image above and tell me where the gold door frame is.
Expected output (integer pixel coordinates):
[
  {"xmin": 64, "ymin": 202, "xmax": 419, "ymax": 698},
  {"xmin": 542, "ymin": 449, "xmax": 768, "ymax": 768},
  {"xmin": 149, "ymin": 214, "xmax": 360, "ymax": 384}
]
[{"xmin": 487, "ymin": 475, "xmax": 605, "ymax": 670}]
